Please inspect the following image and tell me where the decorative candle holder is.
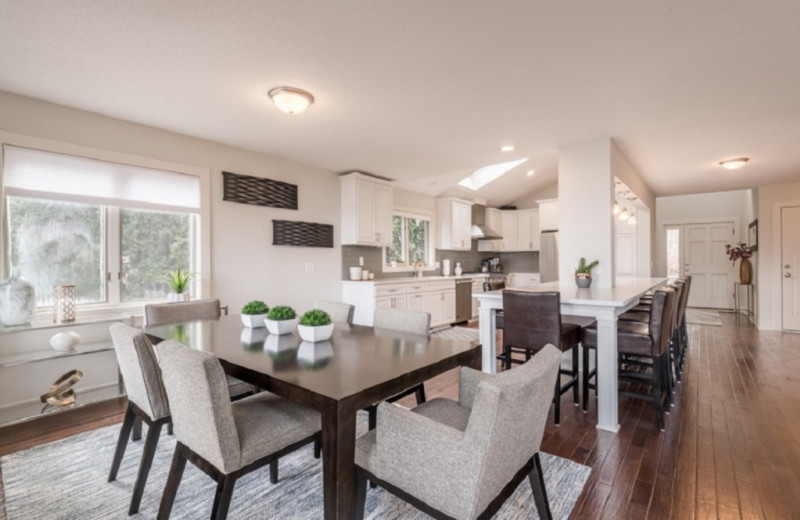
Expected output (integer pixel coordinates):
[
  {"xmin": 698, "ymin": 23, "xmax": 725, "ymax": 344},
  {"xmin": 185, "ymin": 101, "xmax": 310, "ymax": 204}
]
[{"xmin": 53, "ymin": 284, "xmax": 76, "ymax": 323}]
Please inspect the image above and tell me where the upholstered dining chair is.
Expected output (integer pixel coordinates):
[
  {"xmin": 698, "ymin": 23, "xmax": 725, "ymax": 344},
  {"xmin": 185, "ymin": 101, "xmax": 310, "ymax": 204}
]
[
  {"xmin": 366, "ymin": 308, "xmax": 432, "ymax": 430},
  {"xmin": 155, "ymin": 340, "xmax": 321, "ymax": 520},
  {"xmin": 108, "ymin": 323, "xmax": 173, "ymax": 516},
  {"xmin": 354, "ymin": 345, "xmax": 562, "ymax": 520},
  {"xmin": 313, "ymin": 299, "xmax": 355, "ymax": 325},
  {"xmin": 144, "ymin": 299, "xmax": 254, "ymax": 399}
]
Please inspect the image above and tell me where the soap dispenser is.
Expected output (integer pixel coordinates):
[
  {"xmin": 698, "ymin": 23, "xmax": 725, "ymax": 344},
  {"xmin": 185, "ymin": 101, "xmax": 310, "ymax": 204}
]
[{"xmin": 454, "ymin": 262, "xmax": 463, "ymax": 276}]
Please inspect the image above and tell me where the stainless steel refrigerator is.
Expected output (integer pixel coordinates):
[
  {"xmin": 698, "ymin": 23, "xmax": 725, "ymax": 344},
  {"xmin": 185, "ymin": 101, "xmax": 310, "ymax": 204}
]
[{"xmin": 540, "ymin": 231, "xmax": 559, "ymax": 282}]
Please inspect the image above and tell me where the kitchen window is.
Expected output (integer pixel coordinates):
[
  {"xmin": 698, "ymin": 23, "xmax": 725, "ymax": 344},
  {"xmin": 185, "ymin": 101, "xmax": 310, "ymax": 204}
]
[
  {"xmin": 384, "ymin": 211, "xmax": 433, "ymax": 270},
  {"xmin": 2, "ymin": 145, "xmax": 201, "ymax": 310}
]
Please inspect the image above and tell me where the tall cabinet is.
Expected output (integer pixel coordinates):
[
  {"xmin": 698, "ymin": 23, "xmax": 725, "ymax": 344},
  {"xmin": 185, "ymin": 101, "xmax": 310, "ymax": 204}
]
[{"xmin": 341, "ymin": 172, "xmax": 393, "ymax": 247}]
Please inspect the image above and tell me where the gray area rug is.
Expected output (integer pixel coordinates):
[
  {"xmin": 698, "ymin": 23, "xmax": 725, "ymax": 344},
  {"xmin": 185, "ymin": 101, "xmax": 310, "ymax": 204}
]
[
  {"xmin": 685, "ymin": 308, "xmax": 723, "ymax": 327},
  {"xmin": 432, "ymin": 325, "xmax": 480, "ymax": 343},
  {"xmin": 2, "ymin": 418, "xmax": 590, "ymax": 519}
]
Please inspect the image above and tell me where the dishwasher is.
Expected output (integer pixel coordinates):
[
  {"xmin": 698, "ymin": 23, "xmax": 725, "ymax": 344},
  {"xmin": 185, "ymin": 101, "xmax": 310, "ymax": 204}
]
[{"xmin": 455, "ymin": 278, "xmax": 473, "ymax": 324}]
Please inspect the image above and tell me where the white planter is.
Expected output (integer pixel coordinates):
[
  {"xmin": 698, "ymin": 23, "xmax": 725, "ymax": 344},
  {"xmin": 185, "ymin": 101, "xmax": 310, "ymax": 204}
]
[
  {"xmin": 265, "ymin": 318, "xmax": 298, "ymax": 335},
  {"xmin": 241, "ymin": 313, "xmax": 268, "ymax": 328},
  {"xmin": 167, "ymin": 292, "xmax": 190, "ymax": 302},
  {"xmin": 298, "ymin": 323, "xmax": 334, "ymax": 342}
]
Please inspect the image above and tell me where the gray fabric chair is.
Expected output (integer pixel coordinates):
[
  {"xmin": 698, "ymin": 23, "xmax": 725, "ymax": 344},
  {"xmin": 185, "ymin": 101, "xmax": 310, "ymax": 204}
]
[
  {"xmin": 155, "ymin": 340, "xmax": 321, "ymax": 520},
  {"xmin": 144, "ymin": 299, "xmax": 253, "ymax": 399},
  {"xmin": 143, "ymin": 299, "xmax": 223, "ymax": 326},
  {"xmin": 313, "ymin": 299, "xmax": 355, "ymax": 325},
  {"xmin": 354, "ymin": 345, "xmax": 562, "ymax": 520},
  {"xmin": 367, "ymin": 308, "xmax": 432, "ymax": 430},
  {"xmin": 108, "ymin": 323, "xmax": 173, "ymax": 516}
]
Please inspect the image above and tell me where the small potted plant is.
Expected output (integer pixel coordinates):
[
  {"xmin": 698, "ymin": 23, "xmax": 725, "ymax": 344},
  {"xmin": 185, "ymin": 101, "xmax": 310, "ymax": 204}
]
[
  {"xmin": 265, "ymin": 305, "xmax": 298, "ymax": 335},
  {"xmin": 166, "ymin": 269, "xmax": 194, "ymax": 302},
  {"xmin": 240, "ymin": 300, "xmax": 269, "ymax": 328},
  {"xmin": 297, "ymin": 309, "xmax": 334, "ymax": 342},
  {"xmin": 575, "ymin": 258, "xmax": 599, "ymax": 288}
]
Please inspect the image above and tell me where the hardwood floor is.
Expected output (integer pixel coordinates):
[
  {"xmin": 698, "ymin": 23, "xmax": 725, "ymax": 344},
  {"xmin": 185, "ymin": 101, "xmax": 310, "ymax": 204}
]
[{"xmin": 1, "ymin": 312, "xmax": 799, "ymax": 519}]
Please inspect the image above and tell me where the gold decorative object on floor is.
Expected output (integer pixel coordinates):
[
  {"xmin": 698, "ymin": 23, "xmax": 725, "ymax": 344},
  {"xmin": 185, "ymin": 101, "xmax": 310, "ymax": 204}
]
[{"xmin": 40, "ymin": 369, "xmax": 83, "ymax": 409}]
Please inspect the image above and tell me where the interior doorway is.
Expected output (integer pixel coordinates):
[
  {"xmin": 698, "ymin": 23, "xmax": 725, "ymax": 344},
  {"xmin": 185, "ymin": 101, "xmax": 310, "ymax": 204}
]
[
  {"xmin": 781, "ymin": 206, "xmax": 800, "ymax": 331},
  {"xmin": 663, "ymin": 221, "xmax": 736, "ymax": 308}
]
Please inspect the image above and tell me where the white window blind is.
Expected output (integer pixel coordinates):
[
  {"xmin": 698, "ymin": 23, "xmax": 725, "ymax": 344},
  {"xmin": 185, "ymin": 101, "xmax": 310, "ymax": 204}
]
[{"xmin": 2, "ymin": 145, "xmax": 201, "ymax": 212}]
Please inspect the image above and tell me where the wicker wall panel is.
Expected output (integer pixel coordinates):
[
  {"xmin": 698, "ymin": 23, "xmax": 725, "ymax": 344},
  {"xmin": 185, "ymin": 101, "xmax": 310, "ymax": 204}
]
[
  {"xmin": 272, "ymin": 220, "xmax": 333, "ymax": 248},
  {"xmin": 222, "ymin": 171, "xmax": 298, "ymax": 209}
]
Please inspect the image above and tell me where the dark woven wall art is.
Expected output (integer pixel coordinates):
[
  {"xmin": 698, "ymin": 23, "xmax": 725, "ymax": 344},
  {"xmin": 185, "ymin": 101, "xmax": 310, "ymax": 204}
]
[
  {"xmin": 222, "ymin": 171, "xmax": 298, "ymax": 209},
  {"xmin": 273, "ymin": 220, "xmax": 333, "ymax": 248}
]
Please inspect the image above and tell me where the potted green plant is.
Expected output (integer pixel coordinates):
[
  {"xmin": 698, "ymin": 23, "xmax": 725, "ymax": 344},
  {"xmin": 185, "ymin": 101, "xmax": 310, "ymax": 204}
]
[
  {"xmin": 265, "ymin": 305, "xmax": 298, "ymax": 335},
  {"xmin": 240, "ymin": 300, "xmax": 269, "ymax": 328},
  {"xmin": 166, "ymin": 269, "xmax": 194, "ymax": 302},
  {"xmin": 575, "ymin": 258, "xmax": 599, "ymax": 288},
  {"xmin": 297, "ymin": 309, "xmax": 334, "ymax": 342}
]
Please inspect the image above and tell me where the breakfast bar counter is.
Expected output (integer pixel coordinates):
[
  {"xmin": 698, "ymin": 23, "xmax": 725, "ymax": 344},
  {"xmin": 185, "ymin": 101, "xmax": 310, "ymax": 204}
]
[{"xmin": 474, "ymin": 277, "xmax": 667, "ymax": 433}]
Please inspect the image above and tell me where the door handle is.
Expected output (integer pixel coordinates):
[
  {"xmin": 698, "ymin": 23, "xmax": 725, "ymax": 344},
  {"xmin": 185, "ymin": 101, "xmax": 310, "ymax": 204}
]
[
  {"xmin": 786, "ymin": 273, "xmax": 792, "ymax": 278},
  {"xmin": 786, "ymin": 264, "xmax": 791, "ymax": 269}
]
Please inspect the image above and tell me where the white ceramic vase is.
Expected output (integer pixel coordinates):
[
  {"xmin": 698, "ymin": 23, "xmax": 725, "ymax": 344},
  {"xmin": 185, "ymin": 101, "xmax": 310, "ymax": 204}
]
[
  {"xmin": 241, "ymin": 313, "xmax": 267, "ymax": 328},
  {"xmin": 0, "ymin": 271, "xmax": 37, "ymax": 327},
  {"xmin": 50, "ymin": 331, "xmax": 81, "ymax": 352},
  {"xmin": 298, "ymin": 323, "xmax": 334, "ymax": 342},
  {"xmin": 265, "ymin": 318, "xmax": 299, "ymax": 335}
]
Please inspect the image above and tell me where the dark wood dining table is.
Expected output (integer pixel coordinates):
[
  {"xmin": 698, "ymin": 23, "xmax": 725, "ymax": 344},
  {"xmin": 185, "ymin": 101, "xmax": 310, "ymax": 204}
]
[{"xmin": 143, "ymin": 314, "xmax": 481, "ymax": 520}]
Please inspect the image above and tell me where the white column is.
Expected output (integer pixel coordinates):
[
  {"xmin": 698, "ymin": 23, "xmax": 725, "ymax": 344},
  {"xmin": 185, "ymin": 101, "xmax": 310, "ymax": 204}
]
[
  {"xmin": 478, "ymin": 305, "xmax": 497, "ymax": 374},
  {"xmin": 594, "ymin": 311, "xmax": 620, "ymax": 432}
]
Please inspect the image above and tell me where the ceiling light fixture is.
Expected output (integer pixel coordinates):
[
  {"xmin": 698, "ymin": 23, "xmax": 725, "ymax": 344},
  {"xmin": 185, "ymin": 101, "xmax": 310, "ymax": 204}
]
[
  {"xmin": 618, "ymin": 207, "xmax": 629, "ymax": 221},
  {"xmin": 268, "ymin": 86, "xmax": 314, "ymax": 115},
  {"xmin": 500, "ymin": 145, "xmax": 515, "ymax": 152},
  {"xmin": 526, "ymin": 170, "xmax": 535, "ymax": 177},
  {"xmin": 613, "ymin": 203, "xmax": 621, "ymax": 215},
  {"xmin": 719, "ymin": 157, "xmax": 749, "ymax": 170}
]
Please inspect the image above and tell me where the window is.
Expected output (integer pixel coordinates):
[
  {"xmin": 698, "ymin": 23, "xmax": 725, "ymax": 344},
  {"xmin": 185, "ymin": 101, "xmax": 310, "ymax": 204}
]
[
  {"xmin": 3, "ymin": 145, "xmax": 201, "ymax": 309},
  {"xmin": 665, "ymin": 227, "xmax": 681, "ymax": 278},
  {"xmin": 385, "ymin": 213, "xmax": 432, "ymax": 268}
]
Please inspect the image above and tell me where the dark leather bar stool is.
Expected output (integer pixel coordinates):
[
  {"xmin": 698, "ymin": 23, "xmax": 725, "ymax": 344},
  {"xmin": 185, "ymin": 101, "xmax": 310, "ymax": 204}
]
[
  {"xmin": 501, "ymin": 290, "xmax": 580, "ymax": 425},
  {"xmin": 582, "ymin": 287, "xmax": 677, "ymax": 431}
]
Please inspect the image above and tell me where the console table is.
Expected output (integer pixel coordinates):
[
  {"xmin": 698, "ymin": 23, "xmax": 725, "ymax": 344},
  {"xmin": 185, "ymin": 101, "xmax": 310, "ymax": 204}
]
[{"xmin": 734, "ymin": 282, "xmax": 754, "ymax": 324}]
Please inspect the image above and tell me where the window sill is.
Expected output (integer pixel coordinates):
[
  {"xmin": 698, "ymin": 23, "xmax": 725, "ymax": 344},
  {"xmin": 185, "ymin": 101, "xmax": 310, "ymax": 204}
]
[{"xmin": 382, "ymin": 266, "xmax": 439, "ymax": 274}]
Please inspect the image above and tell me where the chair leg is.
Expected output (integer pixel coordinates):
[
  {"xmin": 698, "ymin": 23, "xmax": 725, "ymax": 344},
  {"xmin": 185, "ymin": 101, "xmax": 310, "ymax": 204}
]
[
  {"xmin": 168, "ymin": 421, "xmax": 173, "ymax": 436},
  {"xmin": 355, "ymin": 470, "xmax": 368, "ymax": 520},
  {"xmin": 553, "ymin": 372, "xmax": 561, "ymax": 426},
  {"xmin": 129, "ymin": 421, "xmax": 163, "ymax": 515},
  {"xmin": 269, "ymin": 459, "xmax": 278, "ymax": 484},
  {"xmin": 108, "ymin": 406, "xmax": 136, "ymax": 482},
  {"xmin": 157, "ymin": 447, "xmax": 187, "ymax": 520},
  {"xmin": 211, "ymin": 475, "xmax": 236, "ymax": 520},
  {"xmin": 132, "ymin": 416, "xmax": 143, "ymax": 441},
  {"xmin": 314, "ymin": 438, "xmax": 321, "ymax": 459},
  {"xmin": 582, "ymin": 347, "xmax": 590, "ymax": 412},
  {"xmin": 368, "ymin": 406, "xmax": 377, "ymax": 431},
  {"xmin": 652, "ymin": 356, "xmax": 665, "ymax": 432},
  {"xmin": 528, "ymin": 452, "xmax": 552, "ymax": 520},
  {"xmin": 414, "ymin": 384, "xmax": 426, "ymax": 405},
  {"xmin": 571, "ymin": 345, "xmax": 579, "ymax": 406}
]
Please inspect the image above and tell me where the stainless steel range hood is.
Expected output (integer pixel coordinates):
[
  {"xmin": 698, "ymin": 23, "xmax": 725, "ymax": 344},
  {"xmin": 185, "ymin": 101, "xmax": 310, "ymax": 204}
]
[{"xmin": 470, "ymin": 204, "xmax": 503, "ymax": 239}]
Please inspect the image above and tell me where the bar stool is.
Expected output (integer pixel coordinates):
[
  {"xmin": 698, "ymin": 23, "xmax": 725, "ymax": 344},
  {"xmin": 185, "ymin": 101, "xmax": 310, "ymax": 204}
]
[
  {"xmin": 582, "ymin": 287, "xmax": 677, "ymax": 430},
  {"xmin": 501, "ymin": 290, "xmax": 580, "ymax": 425}
]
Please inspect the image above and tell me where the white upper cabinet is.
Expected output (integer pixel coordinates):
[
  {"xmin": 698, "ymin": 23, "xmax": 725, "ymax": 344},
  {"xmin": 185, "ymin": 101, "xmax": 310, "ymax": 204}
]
[
  {"xmin": 516, "ymin": 209, "xmax": 540, "ymax": 251},
  {"xmin": 501, "ymin": 210, "xmax": 518, "ymax": 251},
  {"xmin": 537, "ymin": 198, "xmax": 558, "ymax": 231},
  {"xmin": 436, "ymin": 198, "xmax": 473, "ymax": 250},
  {"xmin": 341, "ymin": 172, "xmax": 393, "ymax": 247}
]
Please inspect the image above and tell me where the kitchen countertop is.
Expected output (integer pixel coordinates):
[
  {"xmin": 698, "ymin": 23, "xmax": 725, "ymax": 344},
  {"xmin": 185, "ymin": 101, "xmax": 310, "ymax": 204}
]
[{"xmin": 342, "ymin": 273, "xmax": 489, "ymax": 284}]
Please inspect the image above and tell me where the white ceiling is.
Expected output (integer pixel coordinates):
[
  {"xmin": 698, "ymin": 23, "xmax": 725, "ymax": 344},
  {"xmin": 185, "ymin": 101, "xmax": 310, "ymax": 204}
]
[{"xmin": 1, "ymin": 1, "xmax": 799, "ymax": 205}]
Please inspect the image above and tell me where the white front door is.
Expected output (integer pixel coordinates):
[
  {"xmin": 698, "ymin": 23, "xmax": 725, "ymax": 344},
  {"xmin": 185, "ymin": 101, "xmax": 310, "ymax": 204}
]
[
  {"xmin": 782, "ymin": 207, "xmax": 800, "ymax": 331},
  {"xmin": 683, "ymin": 222, "xmax": 736, "ymax": 308}
]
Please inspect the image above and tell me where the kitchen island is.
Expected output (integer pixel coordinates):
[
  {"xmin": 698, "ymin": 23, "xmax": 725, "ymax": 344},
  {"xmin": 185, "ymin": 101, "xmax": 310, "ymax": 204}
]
[{"xmin": 474, "ymin": 277, "xmax": 667, "ymax": 432}]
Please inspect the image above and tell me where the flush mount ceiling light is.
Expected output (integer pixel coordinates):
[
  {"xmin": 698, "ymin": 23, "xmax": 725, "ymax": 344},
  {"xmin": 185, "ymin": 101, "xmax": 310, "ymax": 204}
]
[
  {"xmin": 500, "ymin": 145, "xmax": 515, "ymax": 152},
  {"xmin": 526, "ymin": 169, "xmax": 535, "ymax": 177},
  {"xmin": 268, "ymin": 86, "xmax": 314, "ymax": 115},
  {"xmin": 719, "ymin": 157, "xmax": 749, "ymax": 170}
]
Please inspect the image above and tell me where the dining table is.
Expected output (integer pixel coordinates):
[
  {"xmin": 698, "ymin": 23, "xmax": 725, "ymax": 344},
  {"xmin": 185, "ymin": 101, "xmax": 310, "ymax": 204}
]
[
  {"xmin": 143, "ymin": 314, "xmax": 481, "ymax": 520},
  {"xmin": 474, "ymin": 277, "xmax": 667, "ymax": 433}
]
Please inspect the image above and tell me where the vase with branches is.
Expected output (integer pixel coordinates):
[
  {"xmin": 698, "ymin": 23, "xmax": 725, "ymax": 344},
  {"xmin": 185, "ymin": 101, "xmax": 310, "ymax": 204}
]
[{"xmin": 725, "ymin": 242, "xmax": 754, "ymax": 284}]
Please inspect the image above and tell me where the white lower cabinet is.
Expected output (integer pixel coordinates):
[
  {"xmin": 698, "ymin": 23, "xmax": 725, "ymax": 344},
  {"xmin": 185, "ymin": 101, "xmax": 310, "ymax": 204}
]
[
  {"xmin": 471, "ymin": 278, "xmax": 484, "ymax": 318},
  {"xmin": 343, "ymin": 279, "xmax": 456, "ymax": 328}
]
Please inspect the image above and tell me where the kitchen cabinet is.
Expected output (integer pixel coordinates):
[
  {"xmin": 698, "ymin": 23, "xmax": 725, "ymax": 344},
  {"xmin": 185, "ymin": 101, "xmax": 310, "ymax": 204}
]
[
  {"xmin": 516, "ymin": 209, "xmax": 540, "ymax": 251},
  {"xmin": 341, "ymin": 172, "xmax": 393, "ymax": 247},
  {"xmin": 477, "ymin": 208, "xmax": 503, "ymax": 252},
  {"xmin": 509, "ymin": 272, "xmax": 541, "ymax": 287},
  {"xmin": 501, "ymin": 210, "xmax": 518, "ymax": 251},
  {"xmin": 537, "ymin": 198, "xmax": 558, "ymax": 231},
  {"xmin": 436, "ymin": 198, "xmax": 473, "ymax": 250},
  {"xmin": 342, "ymin": 278, "xmax": 455, "ymax": 328}
]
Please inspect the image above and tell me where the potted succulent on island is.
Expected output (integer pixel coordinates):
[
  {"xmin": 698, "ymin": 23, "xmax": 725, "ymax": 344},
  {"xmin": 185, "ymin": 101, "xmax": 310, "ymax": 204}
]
[
  {"xmin": 265, "ymin": 305, "xmax": 298, "ymax": 335},
  {"xmin": 297, "ymin": 309, "xmax": 334, "ymax": 342},
  {"xmin": 575, "ymin": 258, "xmax": 599, "ymax": 288},
  {"xmin": 240, "ymin": 300, "xmax": 269, "ymax": 328},
  {"xmin": 166, "ymin": 269, "xmax": 194, "ymax": 302}
]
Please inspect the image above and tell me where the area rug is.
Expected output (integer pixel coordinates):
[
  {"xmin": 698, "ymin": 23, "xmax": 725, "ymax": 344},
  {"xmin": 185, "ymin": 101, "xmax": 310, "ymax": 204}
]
[
  {"xmin": 1, "ymin": 418, "xmax": 590, "ymax": 519},
  {"xmin": 432, "ymin": 325, "xmax": 480, "ymax": 344},
  {"xmin": 685, "ymin": 308, "xmax": 723, "ymax": 327}
]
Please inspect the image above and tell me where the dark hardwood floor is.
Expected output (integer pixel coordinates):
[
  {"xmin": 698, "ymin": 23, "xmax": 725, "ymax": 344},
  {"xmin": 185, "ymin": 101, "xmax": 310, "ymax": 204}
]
[{"xmin": 1, "ymin": 312, "xmax": 799, "ymax": 519}]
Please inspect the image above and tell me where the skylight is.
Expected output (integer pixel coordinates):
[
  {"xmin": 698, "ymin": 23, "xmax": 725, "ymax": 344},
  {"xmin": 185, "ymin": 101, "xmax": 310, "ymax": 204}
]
[{"xmin": 458, "ymin": 157, "xmax": 529, "ymax": 191}]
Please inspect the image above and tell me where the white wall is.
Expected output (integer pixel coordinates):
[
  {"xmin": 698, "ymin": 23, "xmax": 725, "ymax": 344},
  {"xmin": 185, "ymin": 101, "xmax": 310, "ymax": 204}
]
[
  {"xmin": 756, "ymin": 181, "xmax": 800, "ymax": 330},
  {"xmin": 0, "ymin": 91, "xmax": 341, "ymax": 315},
  {"xmin": 654, "ymin": 190, "xmax": 751, "ymax": 277},
  {"xmin": 558, "ymin": 138, "xmax": 615, "ymax": 287},
  {"xmin": 393, "ymin": 187, "xmax": 436, "ymax": 213},
  {"xmin": 512, "ymin": 181, "xmax": 558, "ymax": 209}
]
